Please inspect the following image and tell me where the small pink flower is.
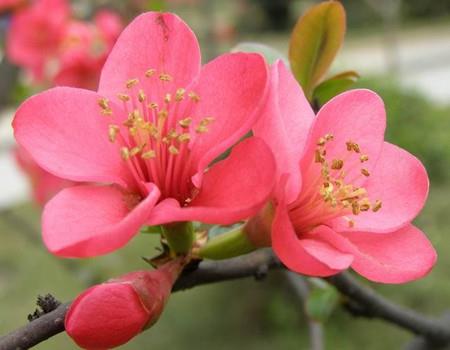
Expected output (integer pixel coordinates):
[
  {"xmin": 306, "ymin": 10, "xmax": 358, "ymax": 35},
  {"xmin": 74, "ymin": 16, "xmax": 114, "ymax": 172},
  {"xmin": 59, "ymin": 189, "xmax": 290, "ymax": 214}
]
[
  {"xmin": 54, "ymin": 11, "xmax": 123, "ymax": 90},
  {"xmin": 6, "ymin": 0, "xmax": 70, "ymax": 81},
  {"xmin": 66, "ymin": 259, "xmax": 184, "ymax": 349},
  {"xmin": 14, "ymin": 12, "xmax": 275, "ymax": 258},
  {"xmin": 253, "ymin": 61, "xmax": 436, "ymax": 283},
  {"xmin": 15, "ymin": 147, "xmax": 76, "ymax": 206}
]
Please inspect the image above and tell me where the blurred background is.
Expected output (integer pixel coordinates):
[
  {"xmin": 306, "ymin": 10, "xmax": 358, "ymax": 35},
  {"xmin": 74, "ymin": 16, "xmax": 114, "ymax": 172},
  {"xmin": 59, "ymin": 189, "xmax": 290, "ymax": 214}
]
[{"xmin": 0, "ymin": 0, "xmax": 449, "ymax": 349}]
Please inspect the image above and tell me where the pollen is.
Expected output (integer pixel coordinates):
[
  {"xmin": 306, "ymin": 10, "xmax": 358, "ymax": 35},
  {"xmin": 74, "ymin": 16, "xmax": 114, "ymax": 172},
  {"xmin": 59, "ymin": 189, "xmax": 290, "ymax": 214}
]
[
  {"xmin": 120, "ymin": 147, "xmax": 130, "ymax": 160},
  {"xmin": 188, "ymin": 91, "xmax": 200, "ymax": 102},
  {"xmin": 195, "ymin": 125, "xmax": 208, "ymax": 133},
  {"xmin": 175, "ymin": 88, "xmax": 186, "ymax": 101},
  {"xmin": 117, "ymin": 93, "xmax": 130, "ymax": 102},
  {"xmin": 108, "ymin": 125, "xmax": 120, "ymax": 143},
  {"xmin": 361, "ymin": 168, "xmax": 370, "ymax": 177},
  {"xmin": 145, "ymin": 68, "xmax": 155, "ymax": 77},
  {"xmin": 98, "ymin": 98, "xmax": 109, "ymax": 109},
  {"xmin": 159, "ymin": 73, "xmax": 172, "ymax": 82},
  {"xmin": 331, "ymin": 159, "xmax": 344, "ymax": 170},
  {"xmin": 168, "ymin": 145, "xmax": 179, "ymax": 155},
  {"xmin": 178, "ymin": 133, "xmax": 191, "ymax": 142},
  {"xmin": 179, "ymin": 117, "xmax": 192, "ymax": 128},
  {"xmin": 372, "ymin": 200, "xmax": 382, "ymax": 212},
  {"xmin": 138, "ymin": 90, "xmax": 146, "ymax": 102},
  {"xmin": 126, "ymin": 78, "xmax": 139, "ymax": 89},
  {"xmin": 360, "ymin": 154, "xmax": 369, "ymax": 162},
  {"xmin": 346, "ymin": 141, "xmax": 360, "ymax": 153},
  {"xmin": 141, "ymin": 150, "xmax": 156, "ymax": 159}
]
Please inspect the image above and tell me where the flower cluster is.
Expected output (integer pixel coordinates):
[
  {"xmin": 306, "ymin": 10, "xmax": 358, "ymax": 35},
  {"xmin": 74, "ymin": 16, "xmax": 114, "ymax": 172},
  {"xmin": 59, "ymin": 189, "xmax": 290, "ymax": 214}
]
[
  {"xmin": 12, "ymin": 10, "xmax": 436, "ymax": 349},
  {"xmin": 6, "ymin": 0, "xmax": 123, "ymax": 89}
]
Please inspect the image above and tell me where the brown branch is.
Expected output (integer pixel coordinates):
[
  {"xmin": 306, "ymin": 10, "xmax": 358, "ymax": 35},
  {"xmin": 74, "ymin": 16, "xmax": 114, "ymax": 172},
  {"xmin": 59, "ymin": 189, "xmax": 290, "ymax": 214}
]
[
  {"xmin": 1, "ymin": 250, "xmax": 450, "ymax": 350},
  {"xmin": 0, "ymin": 249, "xmax": 280, "ymax": 350},
  {"xmin": 327, "ymin": 273, "xmax": 450, "ymax": 347}
]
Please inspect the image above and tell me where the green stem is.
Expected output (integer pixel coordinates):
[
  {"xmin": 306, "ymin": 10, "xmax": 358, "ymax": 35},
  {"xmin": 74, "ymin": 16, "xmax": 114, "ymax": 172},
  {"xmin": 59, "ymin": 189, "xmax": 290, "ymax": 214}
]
[
  {"xmin": 161, "ymin": 222, "xmax": 194, "ymax": 255},
  {"xmin": 198, "ymin": 226, "xmax": 256, "ymax": 260}
]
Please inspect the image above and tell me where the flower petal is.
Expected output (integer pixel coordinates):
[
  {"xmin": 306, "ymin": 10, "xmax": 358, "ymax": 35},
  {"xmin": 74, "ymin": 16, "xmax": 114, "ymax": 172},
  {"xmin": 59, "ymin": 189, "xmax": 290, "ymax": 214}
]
[
  {"xmin": 301, "ymin": 89, "xmax": 386, "ymax": 187},
  {"xmin": 13, "ymin": 87, "xmax": 132, "ymax": 186},
  {"xmin": 98, "ymin": 12, "xmax": 201, "ymax": 99},
  {"xmin": 272, "ymin": 205, "xmax": 353, "ymax": 277},
  {"xmin": 331, "ymin": 142, "xmax": 429, "ymax": 233},
  {"xmin": 312, "ymin": 225, "xmax": 436, "ymax": 283},
  {"xmin": 42, "ymin": 184, "xmax": 160, "ymax": 257},
  {"xmin": 253, "ymin": 60, "xmax": 314, "ymax": 203},
  {"xmin": 188, "ymin": 52, "xmax": 269, "ymax": 187},
  {"xmin": 148, "ymin": 137, "xmax": 276, "ymax": 225}
]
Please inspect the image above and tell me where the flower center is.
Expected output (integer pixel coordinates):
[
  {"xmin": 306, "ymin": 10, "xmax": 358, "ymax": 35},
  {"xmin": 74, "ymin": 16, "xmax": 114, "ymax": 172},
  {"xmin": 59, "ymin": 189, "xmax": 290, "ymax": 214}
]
[
  {"xmin": 97, "ymin": 69, "xmax": 214, "ymax": 203},
  {"xmin": 288, "ymin": 133, "xmax": 382, "ymax": 232}
]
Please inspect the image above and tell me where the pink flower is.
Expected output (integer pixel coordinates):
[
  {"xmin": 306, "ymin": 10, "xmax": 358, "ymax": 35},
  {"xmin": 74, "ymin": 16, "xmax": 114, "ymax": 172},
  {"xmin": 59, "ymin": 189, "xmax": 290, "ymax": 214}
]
[
  {"xmin": 14, "ymin": 12, "xmax": 275, "ymax": 258},
  {"xmin": 6, "ymin": 0, "xmax": 70, "ymax": 81},
  {"xmin": 66, "ymin": 259, "xmax": 184, "ymax": 349},
  {"xmin": 54, "ymin": 11, "xmax": 123, "ymax": 90},
  {"xmin": 15, "ymin": 146, "xmax": 76, "ymax": 206},
  {"xmin": 252, "ymin": 61, "xmax": 436, "ymax": 283}
]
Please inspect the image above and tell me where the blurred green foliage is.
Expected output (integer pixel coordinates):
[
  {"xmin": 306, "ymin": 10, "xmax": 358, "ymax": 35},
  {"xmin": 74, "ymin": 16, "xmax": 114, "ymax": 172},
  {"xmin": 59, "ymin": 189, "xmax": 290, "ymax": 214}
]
[{"xmin": 356, "ymin": 77, "xmax": 450, "ymax": 183}]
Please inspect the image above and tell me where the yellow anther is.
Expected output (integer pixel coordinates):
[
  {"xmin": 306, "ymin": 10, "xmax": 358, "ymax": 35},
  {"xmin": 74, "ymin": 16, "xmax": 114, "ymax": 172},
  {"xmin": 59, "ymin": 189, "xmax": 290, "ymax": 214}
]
[
  {"xmin": 117, "ymin": 93, "xmax": 130, "ymax": 102},
  {"xmin": 148, "ymin": 102, "xmax": 158, "ymax": 110},
  {"xmin": 195, "ymin": 125, "xmax": 208, "ymax": 133},
  {"xmin": 98, "ymin": 98, "xmax": 109, "ymax": 109},
  {"xmin": 372, "ymin": 200, "xmax": 382, "ymax": 212},
  {"xmin": 164, "ymin": 93, "xmax": 172, "ymax": 103},
  {"xmin": 126, "ymin": 78, "xmax": 139, "ymax": 89},
  {"xmin": 360, "ymin": 154, "xmax": 369, "ymax": 162},
  {"xmin": 175, "ymin": 88, "xmax": 186, "ymax": 101},
  {"xmin": 199, "ymin": 117, "xmax": 215, "ymax": 126},
  {"xmin": 352, "ymin": 143, "xmax": 361, "ymax": 153},
  {"xmin": 359, "ymin": 199, "xmax": 371, "ymax": 211},
  {"xmin": 130, "ymin": 110, "xmax": 141, "ymax": 119},
  {"xmin": 178, "ymin": 133, "xmax": 191, "ymax": 142},
  {"xmin": 317, "ymin": 137, "xmax": 326, "ymax": 146},
  {"xmin": 158, "ymin": 109, "xmax": 168, "ymax": 118},
  {"xmin": 361, "ymin": 168, "xmax": 370, "ymax": 177},
  {"xmin": 162, "ymin": 137, "xmax": 169, "ymax": 144},
  {"xmin": 179, "ymin": 117, "xmax": 192, "ymax": 128},
  {"xmin": 101, "ymin": 108, "xmax": 113, "ymax": 116},
  {"xmin": 352, "ymin": 202, "xmax": 360, "ymax": 215},
  {"xmin": 145, "ymin": 68, "xmax": 156, "ymax": 77},
  {"xmin": 142, "ymin": 150, "xmax": 156, "ymax": 159},
  {"xmin": 169, "ymin": 145, "xmax": 179, "ymax": 155},
  {"xmin": 159, "ymin": 73, "xmax": 172, "ymax": 82},
  {"xmin": 168, "ymin": 129, "xmax": 178, "ymax": 139},
  {"xmin": 108, "ymin": 125, "xmax": 120, "ymax": 143},
  {"xmin": 120, "ymin": 147, "xmax": 130, "ymax": 160},
  {"xmin": 138, "ymin": 90, "xmax": 146, "ymax": 103},
  {"xmin": 331, "ymin": 159, "xmax": 344, "ymax": 170},
  {"xmin": 315, "ymin": 149, "xmax": 325, "ymax": 163},
  {"xmin": 130, "ymin": 146, "xmax": 141, "ymax": 157},
  {"xmin": 188, "ymin": 91, "xmax": 200, "ymax": 102},
  {"xmin": 324, "ymin": 133, "xmax": 334, "ymax": 141}
]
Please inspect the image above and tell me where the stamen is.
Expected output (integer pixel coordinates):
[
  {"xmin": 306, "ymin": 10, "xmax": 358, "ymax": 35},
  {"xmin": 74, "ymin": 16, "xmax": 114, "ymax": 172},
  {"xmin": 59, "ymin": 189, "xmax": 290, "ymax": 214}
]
[
  {"xmin": 117, "ymin": 93, "xmax": 130, "ymax": 102},
  {"xmin": 178, "ymin": 133, "xmax": 191, "ymax": 142},
  {"xmin": 98, "ymin": 98, "xmax": 109, "ymax": 109},
  {"xmin": 138, "ymin": 90, "xmax": 146, "ymax": 103},
  {"xmin": 175, "ymin": 88, "xmax": 186, "ymax": 101},
  {"xmin": 360, "ymin": 154, "xmax": 369, "ymax": 162},
  {"xmin": 372, "ymin": 200, "xmax": 382, "ymax": 212},
  {"xmin": 164, "ymin": 94, "xmax": 171, "ymax": 103},
  {"xmin": 145, "ymin": 68, "xmax": 155, "ymax": 77},
  {"xmin": 159, "ymin": 73, "xmax": 172, "ymax": 82},
  {"xmin": 126, "ymin": 79, "xmax": 139, "ymax": 89},
  {"xmin": 179, "ymin": 117, "xmax": 192, "ymax": 128},
  {"xmin": 188, "ymin": 91, "xmax": 200, "ymax": 102},
  {"xmin": 142, "ymin": 150, "xmax": 156, "ymax": 159},
  {"xmin": 169, "ymin": 145, "xmax": 179, "ymax": 155},
  {"xmin": 195, "ymin": 125, "xmax": 208, "ymax": 134},
  {"xmin": 352, "ymin": 202, "xmax": 360, "ymax": 215},
  {"xmin": 108, "ymin": 125, "xmax": 120, "ymax": 143},
  {"xmin": 361, "ymin": 168, "xmax": 370, "ymax": 177},
  {"xmin": 120, "ymin": 147, "xmax": 130, "ymax": 160},
  {"xmin": 331, "ymin": 159, "xmax": 344, "ymax": 170}
]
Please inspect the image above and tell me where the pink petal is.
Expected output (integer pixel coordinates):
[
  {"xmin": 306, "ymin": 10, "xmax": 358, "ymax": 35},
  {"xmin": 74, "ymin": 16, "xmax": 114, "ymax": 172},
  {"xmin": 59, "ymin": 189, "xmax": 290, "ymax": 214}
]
[
  {"xmin": 98, "ymin": 12, "xmax": 201, "ymax": 99},
  {"xmin": 13, "ymin": 87, "xmax": 132, "ymax": 187},
  {"xmin": 301, "ymin": 89, "xmax": 386, "ymax": 187},
  {"xmin": 312, "ymin": 225, "xmax": 436, "ymax": 283},
  {"xmin": 148, "ymin": 137, "xmax": 276, "ymax": 225},
  {"xmin": 253, "ymin": 60, "xmax": 314, "ymax": 203},
  {"xmin": 188, "ymin": 52, "xmax": 269, "ymax": 187},
  {"xmin": 42, "ymin": 184, "xmax": 160, "ymax": 257},
  {"xmin": 331, "ymin": 142, "xmax": 429, "ymax": 233},
  {"xmin": 272, "ymin": 204, "xmax": 353, "ymax": 277}
]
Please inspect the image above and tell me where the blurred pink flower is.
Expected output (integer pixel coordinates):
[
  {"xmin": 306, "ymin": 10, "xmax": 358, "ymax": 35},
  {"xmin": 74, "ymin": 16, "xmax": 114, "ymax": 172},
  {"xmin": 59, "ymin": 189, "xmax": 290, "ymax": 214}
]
[
  {"xmin": 252, "ymin": 61, "xmax": 436, "ymax": 283},
  {"xmin": 15, "ymin": 147, "xmax": 76, "ymax": 206},
  {"xmin": 6, "ymin": 0, "xmax": 70, "ymax": 81},
  {"xmin": 66, "ymin": 259, "xmax": 184, "ymax": 349},
  {"xmin": 14, "ymin": 12, "xmax": 275, "ymax": 258},
  {"xmin": 54, "ymin": 11, "xmax": 123, "ymax": 90}
]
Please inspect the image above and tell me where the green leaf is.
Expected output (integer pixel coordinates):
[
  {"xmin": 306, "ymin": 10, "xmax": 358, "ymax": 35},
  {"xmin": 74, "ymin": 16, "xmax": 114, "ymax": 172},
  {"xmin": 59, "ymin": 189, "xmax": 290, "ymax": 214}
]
[
  {"xmin": 313, "ymin": 70, "xmax": 360, "ymax": 106},
  {"xmin": 305, "ymin": 283, "xmax": 340, "ymax": 323},
  {"xmin": 289, "ymin": 1, "xmax": 346, "ymax": 100},
  {"xmin": 232, "ymin": 42, "xmax": 288, "ymax": 65},
  {"xmin": 140, "ymin": 225, "xmax": 163, "ymax": 235}
]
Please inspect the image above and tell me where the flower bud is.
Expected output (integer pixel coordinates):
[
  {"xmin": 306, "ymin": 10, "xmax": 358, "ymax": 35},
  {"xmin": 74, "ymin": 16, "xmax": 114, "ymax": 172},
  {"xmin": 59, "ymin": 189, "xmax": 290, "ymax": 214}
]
[{"xmin": 65, "ymin": 259, "xmax": 184, "ymax": 349}]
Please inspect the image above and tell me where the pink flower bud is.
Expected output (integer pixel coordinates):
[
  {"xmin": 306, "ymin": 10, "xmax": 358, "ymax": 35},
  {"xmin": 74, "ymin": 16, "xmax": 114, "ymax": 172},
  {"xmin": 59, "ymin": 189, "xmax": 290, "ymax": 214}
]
[{"xmin": 65, "ymin": 259, "xmax": 184, "ymax": 349}]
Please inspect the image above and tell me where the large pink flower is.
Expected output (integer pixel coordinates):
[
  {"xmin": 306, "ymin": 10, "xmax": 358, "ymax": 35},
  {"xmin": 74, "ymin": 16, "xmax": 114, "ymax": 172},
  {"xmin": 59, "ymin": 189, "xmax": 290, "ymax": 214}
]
[
  {"xmin": 14, "ymin": 12, "xmax": 275, "ymax": 258},
  {"xmin": 6, "ymin": 0, "xmax": 70, "ymax": 81},
  {"xmin": 253, "ymin": 61, "xmax": 436, "ymax": 283}
]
